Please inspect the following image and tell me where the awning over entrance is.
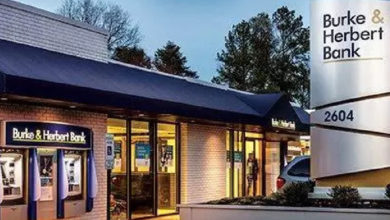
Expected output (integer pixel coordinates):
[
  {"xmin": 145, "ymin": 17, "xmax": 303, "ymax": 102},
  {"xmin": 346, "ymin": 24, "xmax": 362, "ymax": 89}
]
[{"xmin": 0, "ymin": 39, "xmax": 308, "ymax": 132}]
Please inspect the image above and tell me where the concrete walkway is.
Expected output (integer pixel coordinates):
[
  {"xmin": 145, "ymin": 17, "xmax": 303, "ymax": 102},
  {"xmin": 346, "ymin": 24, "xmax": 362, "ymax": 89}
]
[{"xmin": 152, "ymin": 215, "xmax": 179, "ymax": 220}]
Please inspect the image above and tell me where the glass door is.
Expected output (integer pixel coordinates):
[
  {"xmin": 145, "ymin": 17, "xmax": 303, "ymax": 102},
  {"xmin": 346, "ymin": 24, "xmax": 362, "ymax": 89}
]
[
  {"xmin": 157, "ymin": 123, "xmax": 177, "ymax": 215},
  {"xmin": 265, "ymin": 142, "xmax": 280, "ymax": 196},
  {"xmin": 107, "ymin": 118, "xmax": 128, "ymax": 220},
  {"xmin": 108, "ymin": 119, "xmax": 179, "ymax": 220},
  {"xmin": 131, "ymin": 121, "xmax": 154, "ymax": 219},
  {"xmin": 233, "ymin": 131, "xmax": 243, "ymax": 197},
  {"xmin": 244, "ymin": 138, "xmax": 262, "ymax": 196}
]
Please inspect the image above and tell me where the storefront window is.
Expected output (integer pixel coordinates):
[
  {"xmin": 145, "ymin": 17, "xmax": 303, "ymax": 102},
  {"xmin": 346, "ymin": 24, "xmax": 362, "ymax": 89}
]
[
  {"xmin": 233, "ymin": 131, "xmax": 243, "ymax": 197},
  {"xmin": 107, "ymin": 118, "xmax": 127, "ymax": 220},
  {"xmin": 0, "ymin": 148, "xmax": 25, "ymax": 205},
  {"xmin": 108, "ymin": 119, "xmax": 179, "ymax": 220},
  {"xmin": 265, "ymin": 142, "xmax": 280, "ymax": 195},
  {"xmin": 157, "ymin": 123, "xmax": 177, "ymax": 215},
  {"xmin": 225, "ymin": 131, "xmax": 232, "ymax": 198},
  {"xmin": 287, "ymin": 139, "xmax": 311, "ymax": 162},
  {"xmin": 244, "ymin": 132, "xmax": 263, "ymax": 196},
  {"xmin": 131, "ymin": 121, "xmax": 154, "ymax": 219}
]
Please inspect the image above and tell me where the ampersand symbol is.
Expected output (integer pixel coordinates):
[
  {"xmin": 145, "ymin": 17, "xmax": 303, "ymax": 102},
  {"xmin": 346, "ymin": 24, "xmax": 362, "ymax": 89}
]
[
  {"xmin": 35, "ymin": 129, "xmax": 41, "ymax": 140},
  {"xmin": 372, "ymin": 9, "xmax": 384, "ymax": 24}
]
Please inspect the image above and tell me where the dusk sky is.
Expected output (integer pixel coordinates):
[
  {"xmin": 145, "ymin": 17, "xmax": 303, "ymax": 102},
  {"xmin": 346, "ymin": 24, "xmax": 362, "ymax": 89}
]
[{"xmin": 17, "ymin": 0, "xmax": 310, "ymax": 81}]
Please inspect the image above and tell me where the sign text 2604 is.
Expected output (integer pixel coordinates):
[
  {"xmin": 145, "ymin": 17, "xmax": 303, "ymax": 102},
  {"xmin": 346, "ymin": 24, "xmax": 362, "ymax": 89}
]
[{"xmin": 324, "ymin": 110, "xmax": 354, "ymax": 122}]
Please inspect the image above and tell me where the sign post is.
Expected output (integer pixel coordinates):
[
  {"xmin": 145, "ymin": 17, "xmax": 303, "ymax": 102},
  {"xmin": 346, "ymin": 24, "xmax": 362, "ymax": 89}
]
[
  {"xmin": 105, "ymin": 134, "xmax": 114, "ymax": 170},
  {"xmin": 311, "ymin": 0, "xmax": 390, "ymax": 188}
]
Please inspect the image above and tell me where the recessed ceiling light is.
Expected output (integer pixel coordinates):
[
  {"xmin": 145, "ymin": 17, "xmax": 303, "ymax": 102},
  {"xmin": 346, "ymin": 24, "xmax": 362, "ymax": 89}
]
[
  {"xmin": 190, "ymin": 120, "xmax": 196, "ymax": 123},
  {"xmin": 69, "ymin": 105, "xmax": 76, "ymax": 109},
  {"xmin": 0, "ymin": 97, "xmax": 8, "ymax": 101},
  {"xmin": 138, "ymin": 113, "xmax": 145, "ymax": 117}
]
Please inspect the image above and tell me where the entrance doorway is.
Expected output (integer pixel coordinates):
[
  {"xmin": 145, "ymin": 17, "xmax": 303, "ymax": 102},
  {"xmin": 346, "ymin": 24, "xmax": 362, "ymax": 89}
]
[
  {"xmin": 244, "ymin": 138, "xmax": 262, "ymax": 196},
  {"xmin": 107, "ymin": 119, "xmax": 179, "ymax": 220}
]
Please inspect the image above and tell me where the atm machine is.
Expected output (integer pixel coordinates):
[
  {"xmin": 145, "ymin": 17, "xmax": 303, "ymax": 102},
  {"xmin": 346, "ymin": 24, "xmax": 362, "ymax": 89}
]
[
  {"xmin": 62, "ymin": 150, "xmax": 87, "ymax": 218},
  {"xmin": 0, "ymin": 148, "xmax": 28, "ymax": 220},
  {"xmin": 0, "ymin": 121, "xmax": 97, "ymax": 220}
]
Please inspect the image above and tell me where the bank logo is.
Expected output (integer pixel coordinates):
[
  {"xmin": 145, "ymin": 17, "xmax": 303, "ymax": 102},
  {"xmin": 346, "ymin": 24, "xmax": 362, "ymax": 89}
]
[{"xmin": 322, "ymin": 9, "xmax": 384, "ymax": 63}]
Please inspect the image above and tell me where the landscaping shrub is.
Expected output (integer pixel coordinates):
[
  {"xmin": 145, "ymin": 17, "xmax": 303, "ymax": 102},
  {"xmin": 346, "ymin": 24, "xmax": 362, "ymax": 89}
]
[
  {"xmin": 386, "ymin": 184, "xmax": 390, "ymax": 199},
  {"xmin": 206, "ymin": 197, "xmax": 236, "ymax": 205},
  {"xmin": 328, "ymin": 185, "xmax": 361, "ymax": 208},
  {"xmin": 281, "ymin": 182, "xmax": 311, "ymax": 206},
  {"xmin": 306, "ymin": 180, "xmax": 316, "ymax": 193}
]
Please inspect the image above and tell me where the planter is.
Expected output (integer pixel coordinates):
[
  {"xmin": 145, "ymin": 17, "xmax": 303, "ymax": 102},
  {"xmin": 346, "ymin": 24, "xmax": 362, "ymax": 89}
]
[{"xmin": 178, "ymin": 204, "xmax": 390, "ymax": 220}]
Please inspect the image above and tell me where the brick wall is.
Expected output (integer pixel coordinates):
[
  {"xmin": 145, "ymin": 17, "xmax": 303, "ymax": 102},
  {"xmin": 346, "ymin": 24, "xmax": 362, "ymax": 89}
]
[
  {"xmin": 0, "ymin": 103, "xmax": 108, "ymax": 220},
  {"xmin": 180, "ymin": 123, "xmax": 226, "ymax": 204},
  {"xmin": 0, "ymin": 0, "xmax": 108, "ymax": 62}
]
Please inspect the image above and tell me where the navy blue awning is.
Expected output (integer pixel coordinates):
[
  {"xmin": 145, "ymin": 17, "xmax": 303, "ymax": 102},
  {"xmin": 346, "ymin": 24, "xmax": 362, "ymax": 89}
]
[
  {"xmin": 0, "ymin": 39, "xmax": 307, "ymax": 132},
  {"xmin": 293, "ymin": 107, "xmax": 310, "ymax": 125}
]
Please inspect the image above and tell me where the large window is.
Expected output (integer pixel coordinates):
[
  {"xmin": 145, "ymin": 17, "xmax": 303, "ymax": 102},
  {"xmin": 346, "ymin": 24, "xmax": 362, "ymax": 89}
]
[
  {"xmin": 107, "ymin": 118, "xmax": 128, "ymax": 220},
  {"xmin": 265, "ymin": 142, "xmax": 280, "ymax": 195},
  {"xmin": 226, "ymin": 131, "xmax": 265, "ymax": 197},
  {"xmin": 157, "ymin": 123, "xmax": 177, "ymax": 215},
  {"xmin": 131, "ymin": 121, "xmax": 153, "ymax": 219},
  {"xmin": 108, "ymin": 119, "xmax": 179, "ymax": 220},
  {"xmin": 225, "ymin": 131, "xmax": 232, "ymax": 198},
  {"xmin": 233, "ymin": 131, "xmax": 243, "ymax": 197}
]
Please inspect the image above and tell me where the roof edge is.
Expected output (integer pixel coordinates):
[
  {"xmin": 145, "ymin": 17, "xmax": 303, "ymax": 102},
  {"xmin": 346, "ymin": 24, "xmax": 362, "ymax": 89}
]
[{"xmin": 0, "ymin": 0, "xmax": 108, "ymax": 35}]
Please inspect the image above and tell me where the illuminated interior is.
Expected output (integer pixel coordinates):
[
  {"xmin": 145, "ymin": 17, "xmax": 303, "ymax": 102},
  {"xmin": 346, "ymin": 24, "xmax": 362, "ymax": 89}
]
[
  {"xmin": 225, "ymin": 131, "xmax": 231, "ymax": 197},
  {"xmin": 265, "ymin": 142, "xmax": 280, "ymax": 195},
  {"xmin": 107, "ymin": 118, "xmax": 128, "ymax": 220},
  {"xmin": 244, "ymin": 136, "xmax": 262, "ymax": 196},
  {"xmin": 131, "ymin": 120, "xmax": 153, "ymax": 219},
  {"xmin": 0, "ymin": 148, "xmax": 24, "ymax": 202},
  {"xmin": 227, "ymin": 131, "xmax": 264, "ymax": 197},
  {"xmin": 64, "ymin": 150, "xmax": 83, "ymax": 197},
  {"xmin": 108, "ymin": 118, "xmax": 178, "ymax": 219},
  {"xmin": 157, "ymin": 123, "xmax": 177, "ymax": 215},
  {"xmin": 286, "ymin": 138, "xmax": 311, "ymax": 162},
  {"xmin": 233, "ymin": 131, "xmax": 243, "ymax": 197}
]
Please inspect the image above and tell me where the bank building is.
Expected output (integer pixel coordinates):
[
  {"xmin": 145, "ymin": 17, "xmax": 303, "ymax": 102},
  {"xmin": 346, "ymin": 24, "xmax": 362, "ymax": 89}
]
[{"xmin": 0, "ymin": 0, "xmax": 309, "ymax": 219}]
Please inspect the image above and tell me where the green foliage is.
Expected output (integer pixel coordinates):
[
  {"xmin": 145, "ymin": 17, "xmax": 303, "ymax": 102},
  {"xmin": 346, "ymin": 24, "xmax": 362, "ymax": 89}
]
[
  {"xmin": 281, "ymin": 182, "xmax": 311, "ymax": 206},
  {"xmin": 328, "ymin": 186, "xmax": 361, "ymax": 208},
  {"xmin": 206, "ymin": 196, "xmax": 281, "ymax": 206},
  {"xmin": 113, "ymin": 46, "xmax": 152, "ymax": 69},
  {"xmin": 153, "ymin": 41, "xmax": 198, "ymax": 78},
  {"xmin": 386, "ymin": 184, "xmax": 390, "ymax": 199},
  {"xmin": 213, "ymin": 6, "xmax": 310, "ymax": 108}
]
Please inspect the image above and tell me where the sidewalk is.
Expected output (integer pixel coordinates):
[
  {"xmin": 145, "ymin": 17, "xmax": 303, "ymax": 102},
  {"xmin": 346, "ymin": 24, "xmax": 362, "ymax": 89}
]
[{"xmin": 152, "ymin": 215, "xmax": 179, "ymax": 220}]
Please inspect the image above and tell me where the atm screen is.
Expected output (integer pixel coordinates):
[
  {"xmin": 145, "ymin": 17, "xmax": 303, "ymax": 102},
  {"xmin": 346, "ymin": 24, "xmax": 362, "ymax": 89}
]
[
  {"xmin": 0, "ymin": 148, "xmax": 24, "ymax": 202},
  {"xmin": 64, "ymin": 150, "xmax": 83, "ymax": 197}
]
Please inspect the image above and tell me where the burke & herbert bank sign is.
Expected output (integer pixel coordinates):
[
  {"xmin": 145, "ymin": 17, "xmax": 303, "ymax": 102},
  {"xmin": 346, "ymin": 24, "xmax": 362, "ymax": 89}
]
[
  {"xmin": 310, "ymin": 0, "xmax": 390, "ymax": 179},
  {"xmin": 2, "ymin": 121, "xmax": 92, "ymax": 148}
]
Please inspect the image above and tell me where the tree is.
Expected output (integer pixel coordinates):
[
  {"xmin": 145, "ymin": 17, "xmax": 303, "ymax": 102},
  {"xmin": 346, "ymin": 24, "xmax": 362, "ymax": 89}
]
[
  {"xmin": 212, "ymin": 7, "xmax": 310, "ymax": 108},
  {"xmin": 58, "ymin": 0, "xmax": 141, "ymax": 51},
  {"xmin": 112, "ymin": 46, "xmax": 152, "ymax": 69},
  {"xmin": 153, "ymin": 41, "xmax": 198, "ymax": 78}
]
